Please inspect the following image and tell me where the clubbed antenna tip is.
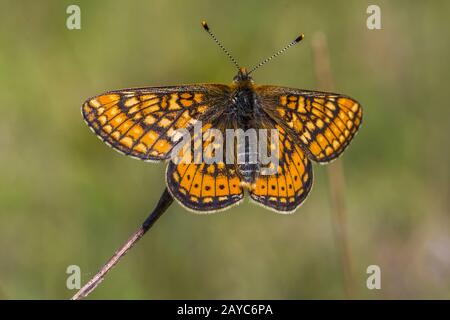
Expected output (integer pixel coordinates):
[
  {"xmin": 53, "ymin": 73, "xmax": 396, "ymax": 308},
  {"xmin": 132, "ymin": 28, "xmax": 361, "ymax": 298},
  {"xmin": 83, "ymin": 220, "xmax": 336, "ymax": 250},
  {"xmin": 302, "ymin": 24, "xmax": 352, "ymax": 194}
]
[
  {"xmin": 201, "ymin": 20, "xmax": 209, "ymax": 31},
  {"xmin": 295, "ymin": 33, "xmax": 305, "ymax": 43}
]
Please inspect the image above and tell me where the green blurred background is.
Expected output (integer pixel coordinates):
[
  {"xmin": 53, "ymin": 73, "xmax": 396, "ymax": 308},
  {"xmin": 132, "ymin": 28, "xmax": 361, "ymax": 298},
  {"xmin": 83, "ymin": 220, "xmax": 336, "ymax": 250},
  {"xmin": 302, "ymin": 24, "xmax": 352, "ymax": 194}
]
[{"xmin": 1, "ymin": 0, "xmax": 449, "ymax": 299}]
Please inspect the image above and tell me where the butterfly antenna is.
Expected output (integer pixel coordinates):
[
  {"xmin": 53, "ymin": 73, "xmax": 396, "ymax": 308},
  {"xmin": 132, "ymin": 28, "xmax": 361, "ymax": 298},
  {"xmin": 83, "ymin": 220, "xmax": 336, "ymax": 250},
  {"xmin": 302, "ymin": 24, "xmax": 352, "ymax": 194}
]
[
  {"xmin": 202, "ymin": 20, "xmax": 240, "ymax": 71},
  {"xmin": 248, "ymin": 33, "xmax": 305, "ymax": 75}
]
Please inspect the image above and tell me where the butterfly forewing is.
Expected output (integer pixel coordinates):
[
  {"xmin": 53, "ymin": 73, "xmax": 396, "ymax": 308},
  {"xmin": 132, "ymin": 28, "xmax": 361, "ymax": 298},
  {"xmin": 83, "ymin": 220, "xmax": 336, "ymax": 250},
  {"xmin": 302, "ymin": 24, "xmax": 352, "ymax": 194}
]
[
  {"xmin": 82, "ymin": 85, "xmax": 228, "ymax": 161},
  {"xmin": 256, "ymin": 86, "xmax": 363, "ymax": 163}
]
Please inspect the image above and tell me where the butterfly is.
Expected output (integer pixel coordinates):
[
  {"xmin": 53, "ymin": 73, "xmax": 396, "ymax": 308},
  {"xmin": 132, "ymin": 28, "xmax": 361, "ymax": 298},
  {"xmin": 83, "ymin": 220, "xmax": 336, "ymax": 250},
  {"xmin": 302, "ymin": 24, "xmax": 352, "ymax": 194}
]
[{"xmin": 82, "ymin": 21, "xmax": 362, "ymax": 214}]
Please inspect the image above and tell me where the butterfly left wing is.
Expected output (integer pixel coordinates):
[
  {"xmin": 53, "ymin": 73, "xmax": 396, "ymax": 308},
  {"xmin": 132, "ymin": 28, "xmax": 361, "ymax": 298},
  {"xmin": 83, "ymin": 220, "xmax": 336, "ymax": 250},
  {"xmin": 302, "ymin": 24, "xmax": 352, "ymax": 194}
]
[
  {"xmin": 255, "ymin": 86, "xmax": 363, "ymax": 163},
  {"xmin": 249, "ymin": 124, "xmax": 313, "ymax": 213},
  {"xmin": 166, "ymin": 161, "xmax": 244, "ymax": 213},
  {"xmin": 82, "ymin": 85, "xmax": 228, "ymax": 161},
  {"xmin": 165, "ymin": 122, "xmax": 244, "ymax": 212}
]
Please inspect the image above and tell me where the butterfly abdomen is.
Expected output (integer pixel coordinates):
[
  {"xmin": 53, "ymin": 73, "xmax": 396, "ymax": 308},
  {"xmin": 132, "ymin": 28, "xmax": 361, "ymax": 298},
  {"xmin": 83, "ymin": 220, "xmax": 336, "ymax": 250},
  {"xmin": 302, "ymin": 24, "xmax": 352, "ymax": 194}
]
[
  {"xmin": 237, "ymin": 141, "xmax": 260, "ymax": 186},
  {"xmin": 231, "ymin": 84, "xmax": 262, "ymax": 186}
]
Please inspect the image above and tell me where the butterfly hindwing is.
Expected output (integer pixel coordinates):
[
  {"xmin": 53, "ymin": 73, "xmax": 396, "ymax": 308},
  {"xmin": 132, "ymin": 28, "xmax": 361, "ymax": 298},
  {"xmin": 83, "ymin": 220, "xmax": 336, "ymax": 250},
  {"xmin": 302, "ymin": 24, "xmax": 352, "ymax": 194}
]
[
  {"xmin": 256, "ymin": 86, "xmax": 363, "ymax": 163},
  {"xmin": 165, "ymin": 121, "xmax": 244, "ymax": 212},
  {"xmin": 249, "ymin": 124, "xmax": 313, "ymax": 213},
  {"xmin": 166, "ymin": 161, "xmax": 244, "ymax": 213}
]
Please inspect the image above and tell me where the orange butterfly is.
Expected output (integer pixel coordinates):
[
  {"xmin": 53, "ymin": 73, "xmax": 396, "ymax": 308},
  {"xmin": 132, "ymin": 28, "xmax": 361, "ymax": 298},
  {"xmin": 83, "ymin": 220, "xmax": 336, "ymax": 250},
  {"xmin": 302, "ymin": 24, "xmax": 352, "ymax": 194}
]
[{"xmin": 82, "ymin": 22, "xmax": 362, "ymax": 213}]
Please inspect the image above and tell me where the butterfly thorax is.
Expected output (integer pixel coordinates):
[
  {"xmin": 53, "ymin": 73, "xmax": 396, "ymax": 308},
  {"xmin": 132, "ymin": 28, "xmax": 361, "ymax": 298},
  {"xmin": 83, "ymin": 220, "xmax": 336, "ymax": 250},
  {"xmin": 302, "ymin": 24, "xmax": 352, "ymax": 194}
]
[
  {"xmin": 230, "ymin": 68, "xmax": 261, "ymax": 187},
  {"xmin": 230, "ymin": 68, "xmax": 258, "ymax": 127}
]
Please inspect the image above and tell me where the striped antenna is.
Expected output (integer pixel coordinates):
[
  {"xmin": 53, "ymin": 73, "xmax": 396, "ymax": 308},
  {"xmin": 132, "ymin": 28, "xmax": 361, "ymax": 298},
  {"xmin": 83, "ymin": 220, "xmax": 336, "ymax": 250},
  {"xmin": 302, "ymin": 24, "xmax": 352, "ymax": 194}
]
[
  {"xmin": 248, "ymin": 33, "xmax": 305, "ymax": 75},
  {"xmin": 202, "ymin": 20, "xmax": 240, "ymax": 70}
]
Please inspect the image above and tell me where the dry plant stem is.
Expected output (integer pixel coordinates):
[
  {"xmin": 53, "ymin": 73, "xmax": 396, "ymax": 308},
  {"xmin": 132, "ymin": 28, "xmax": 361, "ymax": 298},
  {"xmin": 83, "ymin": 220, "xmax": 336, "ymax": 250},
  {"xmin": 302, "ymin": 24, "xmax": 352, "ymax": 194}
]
[
  {"xmin": 311, "ymin": 32, "xmax": 355, "ymax": 298},
  {"xmin": 71, "ymin": 188, "xmax": 173, "ymax": 300}
]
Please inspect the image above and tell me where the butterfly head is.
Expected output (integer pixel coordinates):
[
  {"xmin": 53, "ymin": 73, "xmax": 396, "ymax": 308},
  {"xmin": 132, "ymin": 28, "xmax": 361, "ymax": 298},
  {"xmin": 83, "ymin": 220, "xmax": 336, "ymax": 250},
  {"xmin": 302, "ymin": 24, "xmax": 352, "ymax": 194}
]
[{"xmin": 233, "ymin": 67, "xmax": 253, "ymax": 85}]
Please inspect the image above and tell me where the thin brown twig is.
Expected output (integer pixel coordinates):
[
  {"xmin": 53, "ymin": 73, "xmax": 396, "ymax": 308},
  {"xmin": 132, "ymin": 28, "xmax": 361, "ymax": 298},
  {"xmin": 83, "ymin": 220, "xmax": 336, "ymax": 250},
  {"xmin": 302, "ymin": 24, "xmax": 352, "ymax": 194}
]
[
  {"xmin": 311, "ymin": 32, "xmax": 355, "ymax": 298},
  {"xmin": 71, "ymin": 188, "xmax": 173, "ymax": 300}
]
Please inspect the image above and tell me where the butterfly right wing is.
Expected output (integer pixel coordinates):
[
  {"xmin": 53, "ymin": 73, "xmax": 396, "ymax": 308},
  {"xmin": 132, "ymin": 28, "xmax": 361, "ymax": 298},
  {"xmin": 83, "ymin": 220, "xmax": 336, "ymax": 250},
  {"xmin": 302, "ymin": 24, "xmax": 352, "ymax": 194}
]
[
  {"xmin": 255, "ymin": 85, "xmax": 363, "ymax": 163},
  {"xmin": 249, "ymin": 124, "xmax": 313, "ymax": 213}
]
